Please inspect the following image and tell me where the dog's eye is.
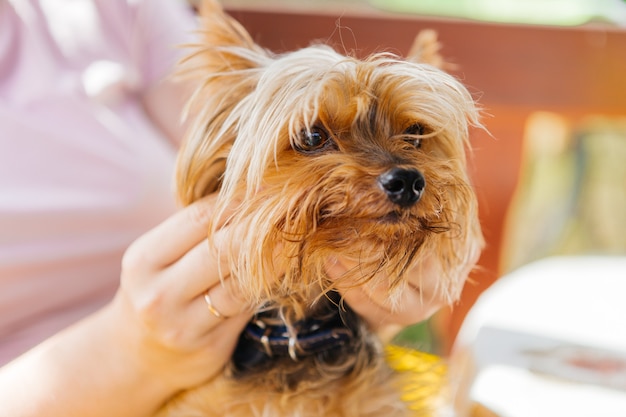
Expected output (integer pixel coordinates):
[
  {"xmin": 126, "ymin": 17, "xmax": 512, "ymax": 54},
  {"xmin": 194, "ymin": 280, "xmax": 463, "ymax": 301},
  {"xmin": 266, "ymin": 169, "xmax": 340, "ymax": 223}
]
[
  {"xmin": 296, "ymin": 126, "xmax": 332, "ymax": 154},
  {"xmin": 403, "ymin": 123, "xmax": 425, "ymax": 149}
]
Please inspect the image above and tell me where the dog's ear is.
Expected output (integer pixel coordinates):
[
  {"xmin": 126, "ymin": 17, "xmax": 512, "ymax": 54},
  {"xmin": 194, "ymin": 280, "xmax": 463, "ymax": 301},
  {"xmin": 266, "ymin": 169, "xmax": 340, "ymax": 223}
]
[
  {"xmin": 177, "ymin": 0, "xmax": 269, "ymax": 82},
  {"xmin": 193, "ymin": 0, "xmax": 267, "ymax": 70},
  {"xmin": 407, "ymin": 30, "xmax": 455, "ymax": 71},
  {"xmin": 175, "ymin": 0, "xmax": 270, "ymax": 205}
]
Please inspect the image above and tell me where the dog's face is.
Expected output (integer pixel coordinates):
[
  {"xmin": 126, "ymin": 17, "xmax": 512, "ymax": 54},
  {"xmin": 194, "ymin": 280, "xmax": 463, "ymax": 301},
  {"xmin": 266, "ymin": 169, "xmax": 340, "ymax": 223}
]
[{"xmin": 176, "ymin": 4, "xmax": 483, "ymax": 320}]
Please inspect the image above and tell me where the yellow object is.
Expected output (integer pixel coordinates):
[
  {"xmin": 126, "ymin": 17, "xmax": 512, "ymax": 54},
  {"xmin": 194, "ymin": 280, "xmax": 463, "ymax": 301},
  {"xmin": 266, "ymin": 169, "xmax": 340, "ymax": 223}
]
[{"xmin": 385, "ymin": 345, "xmax": 449, "ymax": 416}]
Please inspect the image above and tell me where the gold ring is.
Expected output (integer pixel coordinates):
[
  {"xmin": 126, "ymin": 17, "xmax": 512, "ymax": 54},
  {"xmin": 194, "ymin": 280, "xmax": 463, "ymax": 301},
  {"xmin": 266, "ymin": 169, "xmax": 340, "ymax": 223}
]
[{"xmin": 204, "ymin": 290, "xmax": 229, "ymax": 319}]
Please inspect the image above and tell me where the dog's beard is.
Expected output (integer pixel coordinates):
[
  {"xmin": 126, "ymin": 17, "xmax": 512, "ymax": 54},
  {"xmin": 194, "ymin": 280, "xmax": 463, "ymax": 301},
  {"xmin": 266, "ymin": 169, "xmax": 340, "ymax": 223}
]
[{"xmin": 210, "ymin": 145, "xmax": 478, "ymax": 317}]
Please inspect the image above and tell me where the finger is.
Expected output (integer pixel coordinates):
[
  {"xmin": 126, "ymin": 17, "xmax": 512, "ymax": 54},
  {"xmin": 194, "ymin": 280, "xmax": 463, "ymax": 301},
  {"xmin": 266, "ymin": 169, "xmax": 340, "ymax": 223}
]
[
  {"xmin": 136, "ymin": 277, "xmax": 253, "ymax": 353},
  {"xmin": 341, "ymin": 284, "xmax": 443, "ymax": 328},
  {"xmin": 327, "ymin": 256, "xmax": 444, "ymax": 328},
  {"xmin": 339, "ymin": 287, "xmax": 397, "ymax": 328},
  {"xmin": 194, "ymin": 312, "xmax": 252, "ymax": 375},
  {"xmin": 124, "ymin": 195, "xmax": 227, "ymax": 272},
  {"xmin": 193, "ymin": 277, "xmax": 254, "ymax": 332},
  {"xmin": 166, "ymin": 224, "xmax": 243, "ymax": 300}
]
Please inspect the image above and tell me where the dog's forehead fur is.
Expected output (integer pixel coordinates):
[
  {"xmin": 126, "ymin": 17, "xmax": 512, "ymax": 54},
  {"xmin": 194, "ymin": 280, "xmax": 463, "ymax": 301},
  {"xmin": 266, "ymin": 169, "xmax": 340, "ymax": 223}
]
[{"xmin": 244, "ymin": 45, "xmax": 475, "ymax": 147}]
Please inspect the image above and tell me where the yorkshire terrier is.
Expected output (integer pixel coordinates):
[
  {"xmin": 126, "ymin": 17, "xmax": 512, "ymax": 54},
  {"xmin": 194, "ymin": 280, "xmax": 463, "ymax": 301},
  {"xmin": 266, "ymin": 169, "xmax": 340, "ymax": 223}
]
[{"xmin": 158, "ymin": 1, "xmax": 483, "ymax": 416}]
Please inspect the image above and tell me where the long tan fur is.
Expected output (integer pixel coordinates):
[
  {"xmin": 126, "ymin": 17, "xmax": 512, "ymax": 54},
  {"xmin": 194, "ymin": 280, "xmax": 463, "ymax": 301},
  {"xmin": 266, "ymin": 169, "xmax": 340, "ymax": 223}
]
[{"xmin": 160, "ymin": 1, "xmax": 484, "ymax": 416}]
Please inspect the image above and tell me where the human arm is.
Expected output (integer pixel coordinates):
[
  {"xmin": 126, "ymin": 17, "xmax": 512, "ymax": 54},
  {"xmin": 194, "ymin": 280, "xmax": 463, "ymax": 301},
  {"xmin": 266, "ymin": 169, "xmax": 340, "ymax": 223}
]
[{"xmin": 0, "ymin": 196, "xmax": 251, "ymax": 417}]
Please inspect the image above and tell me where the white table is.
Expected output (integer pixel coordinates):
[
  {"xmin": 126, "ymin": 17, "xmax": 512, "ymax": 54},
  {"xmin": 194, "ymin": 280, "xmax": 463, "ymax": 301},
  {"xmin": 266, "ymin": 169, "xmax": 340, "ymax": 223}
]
[{"xmin": 449, "ymin": 256, "xmax": 626, "ymax": 417}]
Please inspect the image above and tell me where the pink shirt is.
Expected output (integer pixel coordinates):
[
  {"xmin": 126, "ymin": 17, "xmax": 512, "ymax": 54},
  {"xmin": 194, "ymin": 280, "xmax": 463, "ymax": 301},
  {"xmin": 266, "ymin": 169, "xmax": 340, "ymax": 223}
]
[{"xmin": 0, "ymin": 0, "xmax": 196, "ymax": 364}]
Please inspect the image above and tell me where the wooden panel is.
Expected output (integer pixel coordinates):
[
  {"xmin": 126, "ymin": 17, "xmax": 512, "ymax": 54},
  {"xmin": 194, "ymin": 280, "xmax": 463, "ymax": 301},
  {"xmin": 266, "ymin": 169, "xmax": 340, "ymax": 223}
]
[{"xmin": 226, "ymin": 8, "xmax": 626, "ymax": 110}]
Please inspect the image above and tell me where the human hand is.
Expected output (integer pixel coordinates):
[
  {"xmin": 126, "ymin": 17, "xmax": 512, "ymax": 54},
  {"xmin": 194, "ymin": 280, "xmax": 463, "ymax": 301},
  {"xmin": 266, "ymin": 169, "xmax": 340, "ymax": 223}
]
[
  {"xmin": 109, "ymin": 195, "xmax": 252, "ymax": 392},
  {"xmin": 326, "ymin": 252, "xmax": 477, "ymax": 332}
]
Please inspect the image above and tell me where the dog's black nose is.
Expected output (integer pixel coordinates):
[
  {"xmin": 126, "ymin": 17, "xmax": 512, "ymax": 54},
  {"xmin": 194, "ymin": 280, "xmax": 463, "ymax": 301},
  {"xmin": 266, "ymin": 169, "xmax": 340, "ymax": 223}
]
[{"xmin": 377, "ymin": 168, "xmax": 425, "ymax": 207}]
